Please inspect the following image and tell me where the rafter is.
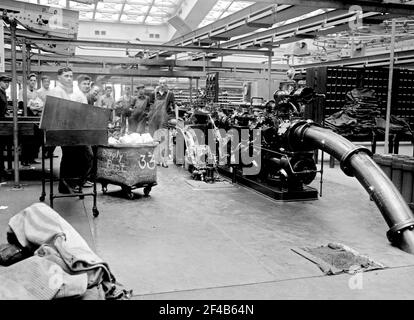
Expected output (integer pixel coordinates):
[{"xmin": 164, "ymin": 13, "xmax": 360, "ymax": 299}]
[
  {"xmin": 216, "ymin": 0, "xmax": 235, "ymax": 21},
  {"xmin": 92, "ymin": 0, "xmax": 98, "ymax": 20},
  {"xmin": 118, "ymin": 0, "xmax": 128, "ymax": 22},
  {"xmin": 234, "ymin": 0, "xmax": 414, "ymax": 16},
  {"xmin": 143, "ymin": 0, "xmax": 156, "ymax": 24}
]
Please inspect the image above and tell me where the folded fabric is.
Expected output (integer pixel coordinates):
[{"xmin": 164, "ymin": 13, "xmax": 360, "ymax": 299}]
[
  {"xmin": 7, "ymin": 203, "xmax": 130, "ymax": 299},
  {"xmin": 0, "ymin": 255, "xmax": 87, "ymax": 300},
  {"xmin": 0, "ymin": 243, "xmax": 31, "ymax": 266}
]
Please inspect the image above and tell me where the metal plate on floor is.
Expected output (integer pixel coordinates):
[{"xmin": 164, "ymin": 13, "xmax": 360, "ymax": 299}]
[
  {"xmin": 184, "ymin": 179, "xmax": 236, "ymax": 190},
  {"xmin": 292, "ymin": 242, "xmax": 386, "ymax": 275}
]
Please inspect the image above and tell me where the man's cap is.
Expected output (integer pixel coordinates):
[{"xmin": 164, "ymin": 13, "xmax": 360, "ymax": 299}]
[
  {"xmin": 0, "ymin": 74, "xmax": 12, "ymax": 82},
  {"xmin": 136, "ymin": 84, "xmax": 145, "ymax": 89}
]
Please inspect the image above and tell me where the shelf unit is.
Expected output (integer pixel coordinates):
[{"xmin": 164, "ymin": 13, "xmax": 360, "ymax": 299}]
[{"xmin": 306, "ymin": 66, "xmax": 414, "ymax": 125}]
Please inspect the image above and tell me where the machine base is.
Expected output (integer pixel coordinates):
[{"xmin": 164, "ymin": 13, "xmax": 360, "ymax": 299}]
[{"xmin": 218, "ymin": 167, "xmax": 319, "ymax": 201}]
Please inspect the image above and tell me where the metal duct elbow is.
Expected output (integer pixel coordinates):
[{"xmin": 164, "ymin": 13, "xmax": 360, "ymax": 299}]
[{"xmin": 288, "ymin": 120, "xmax": 414, "ymax": 254}]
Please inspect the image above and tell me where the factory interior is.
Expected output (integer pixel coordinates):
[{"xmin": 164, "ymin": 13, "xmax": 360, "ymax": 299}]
[{"xmin": 2, "ymin": 0, "xmax": 414, "ymax": 302}]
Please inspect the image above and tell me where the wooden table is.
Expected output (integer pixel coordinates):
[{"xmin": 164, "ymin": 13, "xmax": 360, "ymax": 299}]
[{"xmin": 0, "ymin": 117, "xmax": 41, "ymax": 170}]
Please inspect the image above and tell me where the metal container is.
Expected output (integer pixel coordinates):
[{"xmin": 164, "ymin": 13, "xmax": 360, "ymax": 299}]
[
  {"xmin": 96, "ymin": 144, "xmax": 158, "ymax": 198},
  {"xmin": 402, "ymin": 158, "xmax": 414, "ymax": 203},
  {"xmin": 378, "ymin": 154, "xmax": 393, "ymax": 178},
  {"xmin": 391, "ymin": 155, "xmax": 408, "ymax": 193}
]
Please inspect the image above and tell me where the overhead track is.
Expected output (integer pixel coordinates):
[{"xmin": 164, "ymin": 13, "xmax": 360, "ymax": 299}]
[
  {"xmin": 221, "ymin": 10, "xmax": 383, "ymax": 49},
  {"xmin": 293, "ymin": 49, "xmax": 414, "ymax": 69},
  {"xmin": 242, "ymin": 0, "xmax": 414, "ymax": 16},
  {"xmin": 3, "ymin": 50, "xmax": 289, "ymax": 71},
  {"xmin": 20, "ymin": 37, "xmax": 273, "ymax": 57},
  {"xmin": 3, "ymin": 65, "xmax": 285, "ymax": 81}
]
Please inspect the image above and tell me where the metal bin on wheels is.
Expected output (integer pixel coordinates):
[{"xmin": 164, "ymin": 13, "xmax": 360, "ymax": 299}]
[{"xmin": 96, "ymin": 143, "xmax": 158, "ymax": 199}]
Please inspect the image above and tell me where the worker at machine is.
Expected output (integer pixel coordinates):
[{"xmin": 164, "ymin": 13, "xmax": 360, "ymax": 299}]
[
  {"xmin": 115, "ymin": 86, "xmax": 135, "ymax": 133},
  {"xmin": 148, "ymin": 78, "xmax": 177, "ymax": 167},
  {"xmin": 129, "ymin": 84, "xmax": 150, "ymax": 133},
  {"xmin": 97, "ymin": 85, "xmax": 115, "ymax": 123},
  {"xmin": 0, "ymin": 74, "xmax": 11, "ymax": 180},
  {"xmin": 48, "ymin": 67, "xmax": 93, "ymax": 194},
  {"xmin": 87, "ymin": 85, "xmax": 101, "ymax": 106}
]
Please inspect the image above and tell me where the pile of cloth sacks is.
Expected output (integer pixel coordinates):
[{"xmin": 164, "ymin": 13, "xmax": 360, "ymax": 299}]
[
  {"xmin": 325, "ymin": 88, "xmax": 413, "ymax": 137},
  {"xmin": 324, "ymin": 88, "xmax": 383, "ymax": 136},
  {"xmin": 0, "ymin": 203, "xmax": 132, "ymax": 300}
]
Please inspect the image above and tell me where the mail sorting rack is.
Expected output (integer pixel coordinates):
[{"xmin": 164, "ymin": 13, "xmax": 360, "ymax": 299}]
[{"xmin": 39, "ymin": 96, "xmax": 110, "ymax": 217}]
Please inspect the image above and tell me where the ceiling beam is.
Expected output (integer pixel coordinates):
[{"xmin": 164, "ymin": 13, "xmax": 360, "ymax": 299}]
[
  {"xmin": 9, "ymin": 65, "xmax": 282, "ymax": 80},
  {"xmin": 92, "ymin": 0, "xmax": 98, "ymax": 20},
  {"xmin": 222, "ymin": 9, "xmax": 352, "ymax": 48},
  {"xmin": 233, "ymin": 0, "xmax": 414, "ymax": 16},
  {"xmin": 293, "ymin": 49, "xmax": 414, "ymax": 69},
  {"xmin": 118, "ymin": 0, "xmax": 127, "ymax": 22},
  {"xmin": 4, "ymin": 50, "xmax": 289, "ymax": 71},
  {"xmin": 223, "ymin": 10, "xmax": 382, "ymax": 49},
  {"xmin": 165, "ymin": 3, "xmax": 277, "ymax": 46},
  {"xmin": 143, "ymin": 0, "xmax": 156, "ymax": 24},
  {"xmin": 216, "ymin": 0, "xmax": 235, "ymax": 21},
  {"xmin": 169, "ymin": 0, "xmax": 218, "ymax": 40}
]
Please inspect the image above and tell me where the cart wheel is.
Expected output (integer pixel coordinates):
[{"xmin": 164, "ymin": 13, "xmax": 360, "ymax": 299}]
[
  {"xmin": 39, "ymin": 195, "xmax": 45, "ymax": 202},
  {"xmin": 144, "ymin": 186, "xmax": 152, "ymax": 197},
  {"xmin": 126, "ymin": 191, "xmax": 135, "ymax": 200},
  {"xmin": 122, "ymin": 186, "xmax": 134, "ymax": 199},
  {"xmin": 93, "ymin": 208, "xmax": 99, "ymax": 217}
]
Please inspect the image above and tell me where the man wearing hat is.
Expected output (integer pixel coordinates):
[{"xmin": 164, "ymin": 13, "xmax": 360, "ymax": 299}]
[
  {"xmin": 0, "ymin": 74, "xmax": 11, "ymax": 179},
  {"xmin": 0, "ymin": 74, "xmax": 11, "ymax": 118}
]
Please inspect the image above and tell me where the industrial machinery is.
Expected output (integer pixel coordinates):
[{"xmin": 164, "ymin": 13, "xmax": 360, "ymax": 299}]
[
  {"xmin": 170, "ymin": 86, "xmax": 414, "ymax": 254},
  {"xmin": 1, "ymin": 0, "xmax": 79, "ymax": 39},
  {"xmin": 208, "ymin": 86, "xmax": 321, "ymax": 200},
  {"xmin": 175, "ymin": 116, "xmax": 218, "ymax": 182}
]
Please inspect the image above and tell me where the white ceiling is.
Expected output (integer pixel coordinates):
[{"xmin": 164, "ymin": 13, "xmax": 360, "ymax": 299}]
[{"xmin": 14, "ymin": 0, "xmax": 254, "ymax": 27}]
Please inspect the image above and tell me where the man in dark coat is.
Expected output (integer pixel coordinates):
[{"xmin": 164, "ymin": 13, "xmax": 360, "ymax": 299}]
[
  {"xmin": 0, "ymin": 74, "xmax": 11, "ymax": 179},
  {"xmin": 0, "ymin": 75, "xmax": 11, "ymax": 117}
]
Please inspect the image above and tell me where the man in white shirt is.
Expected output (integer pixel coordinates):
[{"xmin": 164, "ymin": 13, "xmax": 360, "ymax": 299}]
[
  {"xmin": 48, "ymin": 67, "xmax": 92, "ymax": 193},
  {"xmin": 76, "ymin": 74, "xmax": 91, "ymax": 98},
  {"xmin": 49, "ymin": 67, "xmax": 87, "ymax": 104},
  {"xmin": 19, "ymin": 73, "xmax": 43, "ymax": 166},
  {"xmin": 37, "ymin": 75, "xmax": 51, "ymax": 105}
]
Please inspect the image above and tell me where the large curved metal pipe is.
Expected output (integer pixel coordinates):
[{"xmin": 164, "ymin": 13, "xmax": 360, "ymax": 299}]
[{"xmin": 288, "ymin": 120, "xmax": 414, "ymax": 254}]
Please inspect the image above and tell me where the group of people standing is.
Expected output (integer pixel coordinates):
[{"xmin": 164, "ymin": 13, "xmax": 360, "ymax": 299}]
[
  {"xmin": 0, "ymin": 68, "xmax": 177, "ymax": 190},
  {"xmin": 91, "ymin": 77, "xmax": 177, "ymax": 168}
]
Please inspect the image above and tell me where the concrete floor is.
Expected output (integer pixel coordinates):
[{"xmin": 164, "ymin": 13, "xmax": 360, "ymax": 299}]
[{"xmin": 1, "ymin": 146, "xmax": 414, "ymax": 299}]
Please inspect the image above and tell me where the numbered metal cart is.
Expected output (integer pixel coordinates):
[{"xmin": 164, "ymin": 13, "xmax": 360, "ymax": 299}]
[{"xmin": 96, "ymin": 143, "xmax": 158, "ymax": 199}]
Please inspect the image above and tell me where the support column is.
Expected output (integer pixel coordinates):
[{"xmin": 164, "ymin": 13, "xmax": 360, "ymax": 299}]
[
  {"xmin": 268, "ymin": 49, "xmax": 272, "ymax": 100},
  {"xmin": 21, "ymin": 41, "xmax": 28, "ymax": 117},
  {"xmin": 189, "ymin": 77, "xmax": 193, "ymax": 103},
  {"xmin": 10, "ymin": 20, "xmax": 20, "ymax": 188},
  {"xmin": 385, "ymin": 19, "xmax": 396, "ymax": 154}
]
